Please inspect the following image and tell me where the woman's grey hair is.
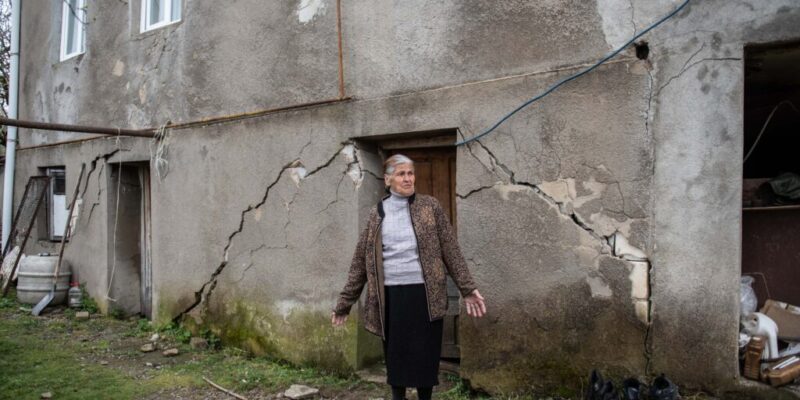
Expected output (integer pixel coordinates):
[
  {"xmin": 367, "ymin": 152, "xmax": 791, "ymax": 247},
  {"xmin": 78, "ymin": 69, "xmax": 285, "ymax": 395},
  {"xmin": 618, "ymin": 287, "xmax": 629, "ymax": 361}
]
[{"xmin": 384, "ymin": 154, "xmax": 414, "ymax": 176}]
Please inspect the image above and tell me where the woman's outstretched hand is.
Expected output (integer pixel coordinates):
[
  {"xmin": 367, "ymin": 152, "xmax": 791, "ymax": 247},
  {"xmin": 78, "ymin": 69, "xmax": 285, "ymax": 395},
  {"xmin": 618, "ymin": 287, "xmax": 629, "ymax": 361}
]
[
  {"xmin": 331, "ymin": 312, "xmax": 348, "ymax": 327},
  {"xmin": 464, "ymin": 289, "xmax": 486, "ymax": 318}
]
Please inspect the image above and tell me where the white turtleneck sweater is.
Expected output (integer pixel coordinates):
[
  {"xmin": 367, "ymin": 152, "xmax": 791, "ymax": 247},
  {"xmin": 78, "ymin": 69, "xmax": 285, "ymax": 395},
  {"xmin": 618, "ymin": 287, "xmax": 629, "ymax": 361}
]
[{"xmin": 381, "ymin": 191, "xmax": 425, "ymax": 286}]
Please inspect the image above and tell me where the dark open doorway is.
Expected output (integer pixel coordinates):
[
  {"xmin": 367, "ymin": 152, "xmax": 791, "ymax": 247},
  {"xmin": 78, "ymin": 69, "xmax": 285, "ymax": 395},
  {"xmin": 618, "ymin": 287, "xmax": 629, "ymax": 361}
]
[
  {"xmin": 107, "ymin": 163, "xmax": 152, "ymax": 319},
  {"xmin": 741, "ymin": 41, "xmax": 800, "ymax": 310}
]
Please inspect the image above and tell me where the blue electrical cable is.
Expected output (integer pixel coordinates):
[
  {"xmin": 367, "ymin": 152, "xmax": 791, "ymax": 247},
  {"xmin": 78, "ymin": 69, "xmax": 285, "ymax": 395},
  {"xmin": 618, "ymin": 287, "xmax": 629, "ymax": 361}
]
[{"xmin": 456, "ymin": 0, "xmax": 691, "ymax": 146}]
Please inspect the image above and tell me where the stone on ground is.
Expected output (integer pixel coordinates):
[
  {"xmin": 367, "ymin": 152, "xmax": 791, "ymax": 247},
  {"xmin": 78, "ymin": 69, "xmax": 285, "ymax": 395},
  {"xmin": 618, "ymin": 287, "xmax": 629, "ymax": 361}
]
[
  {"xmin": 40, "ymin": 392, "xmax": 52, "ymax": 399},
  {"xmin": 140, "ymin": 343, "xmax": 156, "ymax": 353},
  {"xmin": 189, "ymin": 337, "xmax": 208, "ymax": 349},
  {"xmin": 284, "ymin": 384, "xmax": 319, "ymax": 399},
  {"xmin": 75, "ymin": 311, "xmax": 90, "ymax": 319},
  {"xmin": 162, "ymin": 348, "xmax": 179, "ymax": 357},
  {"xmin": 356, "ymin": 368, "xmax": 385, "ymax": 384}
]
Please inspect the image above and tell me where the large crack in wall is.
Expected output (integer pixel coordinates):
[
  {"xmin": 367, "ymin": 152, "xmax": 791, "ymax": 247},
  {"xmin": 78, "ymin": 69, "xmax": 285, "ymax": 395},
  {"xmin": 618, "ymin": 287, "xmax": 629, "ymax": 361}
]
[
  {"xmin": 73, "ymin": 148, "xmax": 131, "ymax": 231},
  {"xmin": 174, "ymin": 141, "xmax": 364, "ymax": 323},
  {"xmin": 461, "ymin": 134, "xmax": 655, "ymax": 368}
]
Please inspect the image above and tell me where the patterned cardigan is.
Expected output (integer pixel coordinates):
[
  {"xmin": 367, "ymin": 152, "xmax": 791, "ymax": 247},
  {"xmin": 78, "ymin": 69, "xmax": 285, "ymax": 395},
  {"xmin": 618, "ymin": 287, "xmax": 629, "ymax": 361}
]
[{"xmin": 333, "ymin": 193, "xmax": 477, "ymax": 338}]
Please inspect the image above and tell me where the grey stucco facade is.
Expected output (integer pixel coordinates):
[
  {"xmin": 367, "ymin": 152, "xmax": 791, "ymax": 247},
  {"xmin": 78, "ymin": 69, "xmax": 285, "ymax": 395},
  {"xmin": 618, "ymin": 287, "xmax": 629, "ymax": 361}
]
[{"xmin": 9, "ymin": 0, "xmax": 800, "ymax": 396}]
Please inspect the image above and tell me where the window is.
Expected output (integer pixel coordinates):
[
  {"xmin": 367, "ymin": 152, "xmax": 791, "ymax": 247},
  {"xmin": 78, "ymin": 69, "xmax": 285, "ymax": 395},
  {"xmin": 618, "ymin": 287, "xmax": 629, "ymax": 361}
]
[
  {"xmin": 141, "ymin": 0, "xmax": 182, "ymax": 32},
  {"xmin": 60, "ymin": 0, "xmax": 86, "ymax": 61},
  {"xmin": 46, "ymin": 168, "xmax": 68, "ymax": 240}
]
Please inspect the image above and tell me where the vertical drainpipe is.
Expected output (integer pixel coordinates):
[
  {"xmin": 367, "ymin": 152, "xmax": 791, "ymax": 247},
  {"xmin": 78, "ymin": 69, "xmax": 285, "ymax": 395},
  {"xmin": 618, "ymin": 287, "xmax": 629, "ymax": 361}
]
[{"xmin": 2, "ymin": 0, "xmax": 21, "ymax": 248}]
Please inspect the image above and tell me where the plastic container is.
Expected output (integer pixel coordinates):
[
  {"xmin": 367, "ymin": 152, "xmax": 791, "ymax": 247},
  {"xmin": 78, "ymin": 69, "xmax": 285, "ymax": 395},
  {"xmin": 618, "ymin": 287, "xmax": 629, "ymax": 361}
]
[
  {"xmin": 767, "ymin": 356, "xmax": 800, "ymax": 387},
  {"xmin": 741, "ymin": 276, "xmax": 757, "ymax": 317},
  {"xmin": 744, "ymin": 336, "xmax": 765, "ymax": 380},
  {"xmin": 68, "ymin": 282, "xmax": 82, "ymax": 308},
  {"xmin": 16, "ymin": 255, "xmax": 71, "ymax": 305}
]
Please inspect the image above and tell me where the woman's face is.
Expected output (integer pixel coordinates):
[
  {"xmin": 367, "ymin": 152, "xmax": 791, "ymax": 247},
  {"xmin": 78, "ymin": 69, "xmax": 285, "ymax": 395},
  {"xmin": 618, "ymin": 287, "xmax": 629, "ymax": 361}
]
[{"xmin": 385, "ymin": 162, "xmax": 415, "ymax": 197}]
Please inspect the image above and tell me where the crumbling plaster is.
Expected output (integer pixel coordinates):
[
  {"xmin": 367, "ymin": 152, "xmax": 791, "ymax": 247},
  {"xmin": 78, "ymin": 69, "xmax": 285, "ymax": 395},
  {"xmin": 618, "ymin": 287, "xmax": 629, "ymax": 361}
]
[{"xmin": 10, "ymin": 0, "xmax": 800, "ymax": 396}]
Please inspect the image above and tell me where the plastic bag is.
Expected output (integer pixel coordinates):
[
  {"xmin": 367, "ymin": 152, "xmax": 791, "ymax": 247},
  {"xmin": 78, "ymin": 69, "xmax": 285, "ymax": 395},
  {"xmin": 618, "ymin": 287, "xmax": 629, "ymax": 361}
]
[{"xmin": 741, "ymin": 276, "xmax": 757, "ymax": 317}]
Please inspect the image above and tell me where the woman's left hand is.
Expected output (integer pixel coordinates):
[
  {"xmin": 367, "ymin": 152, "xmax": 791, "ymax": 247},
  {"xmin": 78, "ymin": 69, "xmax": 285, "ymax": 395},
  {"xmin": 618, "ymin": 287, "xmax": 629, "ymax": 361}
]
[{"xmin": 464, "ymin": 289, "xmax": 486, "ymax": 318}]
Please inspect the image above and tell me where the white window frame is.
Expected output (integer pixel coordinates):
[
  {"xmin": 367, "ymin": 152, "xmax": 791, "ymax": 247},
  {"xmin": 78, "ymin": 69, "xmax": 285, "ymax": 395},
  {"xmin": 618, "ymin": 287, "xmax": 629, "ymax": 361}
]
[
  {"xmin": 140, "ymin": 0, "xmax": 182, "ymax": 32},
  {"xmin": 60, "ymin": 0, "xmax": 87, "ymax": 61},
  {"xmin": 46, "ymin": 168, "xmax": 68, "ymax": 241}
]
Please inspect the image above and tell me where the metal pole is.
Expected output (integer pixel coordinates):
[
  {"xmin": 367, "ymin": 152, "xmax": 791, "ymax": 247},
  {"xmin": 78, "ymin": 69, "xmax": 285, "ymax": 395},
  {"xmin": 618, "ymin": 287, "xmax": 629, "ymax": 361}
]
[
  {"xmin": 2, "ymin": 0, "xmax": 22, "ymax": 249},
  {"xmin": 0, "ymin": 117, "xmax": 156, "ymax": 138}
]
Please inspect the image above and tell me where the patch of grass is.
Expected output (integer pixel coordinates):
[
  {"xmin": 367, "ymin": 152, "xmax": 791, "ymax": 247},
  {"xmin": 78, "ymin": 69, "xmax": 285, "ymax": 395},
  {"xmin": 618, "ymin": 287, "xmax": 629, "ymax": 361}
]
[
  {"xmin": 439, "ymin": 375, "xmax": 491, "ymax": 400},
  {"xmin": 0, "ymin": 304, "xmax": 370, "ymax": 399},
  {"xmin": 0, "ymin": 296, "xmax": 15, "ymax": 309},
  {"xmin": 109, "ymin": 306, "xmax": 127, "ymax": 320},
  {"xmin": 158, "ymin": 321, "xmax": 192, "ymax": 344},
  {"xmin": 78, "ymin": 284, "xmax": 99, "ymax": 314},
  {"xmin": 137, "ymin": 318, "xmax": 153, "ymax": 333},
  {"xmin": 0, "ymin": 311, "xmax": 154, "ymax": 399},
  {"xmin": 200, "ymin": 327, "xmax": 221, "ymax": 349},
  {"xmin": 165, "ymin": 349, "xmax": 355, "ymax": 393}
]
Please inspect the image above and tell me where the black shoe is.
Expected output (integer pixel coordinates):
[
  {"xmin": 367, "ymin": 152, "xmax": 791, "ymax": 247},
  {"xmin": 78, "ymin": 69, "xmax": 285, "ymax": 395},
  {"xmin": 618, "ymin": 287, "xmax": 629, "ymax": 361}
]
[
  {"xmin": 649, "ymin": 374, "xmax": 679, "ymax": 400},
  {"xmin": 586, "ymin": 369, "xmax": 605, "ymax": 400},
  {"xmin": 599, "ymin": 380, "xmax": 619, "ymax": 400},
  {"xmin": 621, "ymin": 378, "xmax": 643, "ymax": 400},
  {"xmin": 586, "ymin": 370, "xmax": 619, "ymax": 400}
]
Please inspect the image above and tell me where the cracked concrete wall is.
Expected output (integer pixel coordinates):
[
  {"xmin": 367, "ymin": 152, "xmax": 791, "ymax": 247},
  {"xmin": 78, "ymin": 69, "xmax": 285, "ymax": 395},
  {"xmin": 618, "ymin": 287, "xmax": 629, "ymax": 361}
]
[
  {"xmin": 645, "ymin": 1, "xmax": 800, "ymax": 389},
  {"xmin": 18, "ymin": 0, "xmax": 339, "ymax": 147},
  {"xmin": 10, "ymin": 0, "xmax": 800, "ymax": 396},
  {"xmin": 12, "ymin": 137, "xmax": 152, "ymax": 314},
  {"xmin": 453, "ymin": 62, "xmax": 655, "ymax": 394}
]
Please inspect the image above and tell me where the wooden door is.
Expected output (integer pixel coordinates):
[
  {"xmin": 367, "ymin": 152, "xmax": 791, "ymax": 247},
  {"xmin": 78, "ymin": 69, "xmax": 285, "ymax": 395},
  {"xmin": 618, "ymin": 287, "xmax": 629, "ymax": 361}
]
[{"xmin": 388, "ymin": 147, "xmax": 460, "ymax": 359}]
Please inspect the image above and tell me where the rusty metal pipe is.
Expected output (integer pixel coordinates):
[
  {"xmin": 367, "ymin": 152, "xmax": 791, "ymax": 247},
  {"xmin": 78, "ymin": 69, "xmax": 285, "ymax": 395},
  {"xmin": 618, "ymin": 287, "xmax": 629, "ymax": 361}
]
[
  {"xmin": 0, "ymin": 117, "xmax": 156, "ymax": 137},
  {"xmin": 2, "ymin": 97, "xmax": 352, "ymax": 142},
  {"xmin": 336, "ymin": 0, "xmax": 345, "ymax": 99},
  {"xmin": 164, "ymin": 98, "xmax": 351, "ymax": 131}
]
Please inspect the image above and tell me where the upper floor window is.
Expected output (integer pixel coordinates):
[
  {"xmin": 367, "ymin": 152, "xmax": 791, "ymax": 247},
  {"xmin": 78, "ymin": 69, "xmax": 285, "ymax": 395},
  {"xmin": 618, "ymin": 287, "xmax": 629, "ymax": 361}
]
[
  {"xmin": 141, "ymin": 0, "xmax": 182, "ymax": 32},
  {"xmin": 60, "ymin": 0, "xmax": 86, "ymax": 61}
]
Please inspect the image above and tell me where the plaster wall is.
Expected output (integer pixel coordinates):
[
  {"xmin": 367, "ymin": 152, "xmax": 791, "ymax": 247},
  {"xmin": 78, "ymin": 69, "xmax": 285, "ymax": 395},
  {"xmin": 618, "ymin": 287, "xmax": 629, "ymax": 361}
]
[
  {"xmin": 10, "ymin": 0, "xmax": 800, "ymax": 396},
  {"xmin": 647, "ymin": 1, "xmax": 800, "ymax": 388}
]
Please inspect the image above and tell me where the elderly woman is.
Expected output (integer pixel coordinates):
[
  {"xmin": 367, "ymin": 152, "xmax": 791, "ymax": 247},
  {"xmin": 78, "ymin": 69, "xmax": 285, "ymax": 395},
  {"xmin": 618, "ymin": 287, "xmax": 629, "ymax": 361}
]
[{"xmin": 332, "ymin": 154, "xmax": 486, "ymax": 400}]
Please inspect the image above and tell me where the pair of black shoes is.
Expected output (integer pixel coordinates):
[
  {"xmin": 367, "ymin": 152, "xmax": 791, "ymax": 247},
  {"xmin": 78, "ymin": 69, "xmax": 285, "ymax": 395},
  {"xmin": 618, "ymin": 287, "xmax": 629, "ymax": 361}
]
[{"xmin": 586, "ymin": 370, "xmax": 679, "ymax": 400}]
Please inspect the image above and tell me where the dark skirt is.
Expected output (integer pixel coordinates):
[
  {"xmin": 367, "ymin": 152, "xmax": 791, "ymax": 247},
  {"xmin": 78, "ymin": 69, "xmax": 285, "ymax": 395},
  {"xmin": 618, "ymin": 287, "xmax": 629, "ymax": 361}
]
[{"xmin": 383, "ymin": 284, "xmax": 443, "ymax": 388}]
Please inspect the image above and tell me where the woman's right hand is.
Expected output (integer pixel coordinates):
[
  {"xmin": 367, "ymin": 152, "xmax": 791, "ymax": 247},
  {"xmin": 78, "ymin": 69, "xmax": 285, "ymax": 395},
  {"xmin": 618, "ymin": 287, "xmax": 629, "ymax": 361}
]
[{"xmin": 331, "ymin": 312, "xmax": 348, "ymax": 327}]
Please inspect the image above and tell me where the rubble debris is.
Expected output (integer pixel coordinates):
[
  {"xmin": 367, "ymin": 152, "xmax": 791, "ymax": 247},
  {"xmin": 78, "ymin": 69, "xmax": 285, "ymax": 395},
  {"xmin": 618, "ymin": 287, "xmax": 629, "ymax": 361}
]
[
  {"xmin": 162, "ymin": 348, "xmax": 179, "ymax": 357},
  {"xmin": 355, "ymin": 369, "xmax": 385, "ymax": 384},
  {"xmin": 190, "ymin": 337, "xmax": 208, "ymax": 350},
  {"xmin": 742, "ymin": 313, "xmax": 779, "ymax": 359},
  {"xmin": 284, "ymin": 384, "xmax": 319, "ymax": 399},
  {"xmin": 140, "ymin": 343, "xmax": 156, "ymax": 353},
  {"xmin": 766, "ymin": 356, "xmax": 800, "ymax": 387},
  {"xmin": 203, "ymin": 376, "xmax": 248, "ymax": 400},
  {"xmin": 744, "ymin": 336, "xmax": 765, "ymax": 380},
  {"xmin": 762, "ymin": 300, "xmax": 800, "ymax": 341}
]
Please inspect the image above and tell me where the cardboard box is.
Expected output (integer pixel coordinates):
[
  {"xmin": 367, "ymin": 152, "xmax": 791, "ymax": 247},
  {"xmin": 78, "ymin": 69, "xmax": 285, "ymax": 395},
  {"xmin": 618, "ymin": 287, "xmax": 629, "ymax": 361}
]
[{"xmin": 762, "ymin": 300, "xmax": 800, "ymax": 341}]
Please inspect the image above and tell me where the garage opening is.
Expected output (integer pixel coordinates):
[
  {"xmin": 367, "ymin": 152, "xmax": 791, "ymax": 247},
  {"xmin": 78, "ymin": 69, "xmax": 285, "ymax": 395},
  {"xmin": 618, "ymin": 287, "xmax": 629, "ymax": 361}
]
[{"xmin": 740, "ymin": 40, "xmax": 800, "ymax": 379}]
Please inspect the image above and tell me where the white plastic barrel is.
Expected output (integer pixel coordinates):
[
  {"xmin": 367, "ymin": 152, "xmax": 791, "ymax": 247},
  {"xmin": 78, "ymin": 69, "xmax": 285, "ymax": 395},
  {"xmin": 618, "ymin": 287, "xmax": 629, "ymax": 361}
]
[{"xmin": 16, "ymin": 255, "xmax": 71, "ymax": 305}]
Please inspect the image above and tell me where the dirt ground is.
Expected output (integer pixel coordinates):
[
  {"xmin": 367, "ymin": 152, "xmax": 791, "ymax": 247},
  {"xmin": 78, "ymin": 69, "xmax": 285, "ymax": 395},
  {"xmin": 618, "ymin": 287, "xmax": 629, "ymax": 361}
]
[{"xmin": 0, "ymin": 297, "xmax": 466, "ymax": 400}]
